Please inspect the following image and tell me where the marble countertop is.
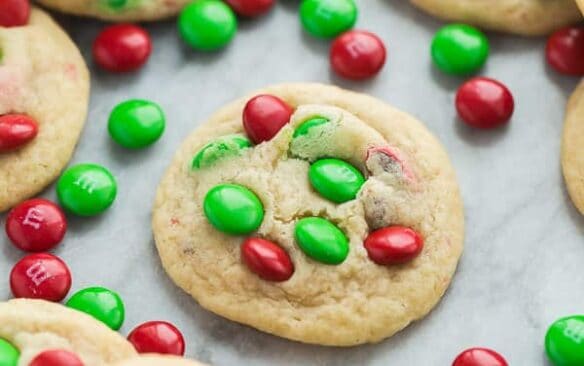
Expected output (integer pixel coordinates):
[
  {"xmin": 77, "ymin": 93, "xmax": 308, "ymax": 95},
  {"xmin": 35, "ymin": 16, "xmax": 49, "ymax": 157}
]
[{"xmin": 1, "ymin": 0, "xmax": 583, "ymax": 364}]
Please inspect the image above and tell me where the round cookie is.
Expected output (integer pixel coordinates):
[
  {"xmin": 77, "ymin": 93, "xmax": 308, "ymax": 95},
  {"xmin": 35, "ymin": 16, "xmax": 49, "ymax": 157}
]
[
  {"xmin": 153, "ymin": 83, "xmax": 465, "ymax": 346},
  {"xmin": 37, "ymin": 0, "xmax": 191, "ymax": 22},
  {"xmin": 562, "ymin": 81, "xmax": 584, "ymax": 215},
  {"xmin": 0, "ymin": 299, "xmax": 136, "ymax": 365},
  {"xmin": 112, "ymin": 355, "xmax": 207, "ymax": 366},
  {"xmin": 409, "ymin": 0, "xmax": 582, "ymax": 36},
  {"xmin": 0, "ymin": 8, "xmax": 89, "ymax": 212}
]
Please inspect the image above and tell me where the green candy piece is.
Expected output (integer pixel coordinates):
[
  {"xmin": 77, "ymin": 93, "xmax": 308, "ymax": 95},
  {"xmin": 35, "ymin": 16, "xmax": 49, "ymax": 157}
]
[
  {"xmin": 294, "ymin": 217, "xmax": 349, "ymax": 265},
  {"xmin": 105, "ymin": 0, "xmax": 127, "ymax": 9},
  {"xmin": 0, "ymin": 339, "xmax": 19, "ymax": 366},
  {"xmin": 545, "ymin": 315, "xmax": 584, "ymax": 366},
  {"xmin": 204, "ymin": 184, "xmax": 264, "ymax": 235},
  {"xmin": 309, "ymin": 159, "xmax": 365, "ymax": 203},
  {"xmin": 192, "ymin": 135, "xmax": 252, "ymax": 169},
  {"xmin": 431, "ymin": 24, "xmax": 489, "ymax": 76},
  {"xmin": 57, "ymin": 163, "xmax": 117, "ymax": 217},
  {"xmin": 66, "ymin": 287, "xmax": 125, "ymax": 330},
  {"xmin": 300, "ymin": 0, "xmax": 357, "ymax": 39},
  {"xmin": 178, "ymin": 0, "xmax": 237, "ymax": 51},
  {"xmin": 108, "ymin": 99, "xmax": 165, "ymax": 149},
  {"xmin": 293, "ymin": 117, "xmax": 330, "ymax": 138}
]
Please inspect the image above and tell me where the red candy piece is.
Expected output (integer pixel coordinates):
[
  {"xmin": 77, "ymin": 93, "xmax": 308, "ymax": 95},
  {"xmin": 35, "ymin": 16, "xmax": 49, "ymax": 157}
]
[
  {"xmin": 0, "ymin": 0, "xmax": 30, "ymax": 27},
  {"xmin": 452, "ymin": 347, "xmax": 508, "ymax": 366},
  {"xmin": 330, "ymin": 30, "xmax": 386, "ymax": 80},
  {"xmin": 6, "ymin": 198, "xmax": 67, "ymax": 252},
  {"xmin": 10, "ymin": 253, "xmax": 72, "ymax": 302},
  {"xmin": 365, "ymin": 146, "xmax": 415, "ymax": 182},
  {"xmin": 241, "ymin": 237, "xmax": 294, "ymax": 281},
  {"xmin": 243, "ymin": 95, "xmax": 293, "ymax": 143},
  {"xmin": 30, "ymin": 350, "xmax": 84, "ymax": 366},
  {"xmin": 93, "ymin": 24, "xmax": 152, "ymax": 73},
  {"xmin": 224, "ymin": 0, "xmax": 274, "ymax": 17},
  {"xmin": 455, "ymin": 77, "xmax": 514, "ymax": 129},
  {"xmin": 546, "ymin": 26, "xmax": 584, "ymax": 75},
  {"xmin": 0, "ymin": 114, "xmax": 39, "ymax": 152},
  {"xmin": 128, "ymin": 321, "xmax": 185, "ymax": 356},
  {"xmin": 364, "ymin": 226, "xmax": 423, "ymax": 265}
]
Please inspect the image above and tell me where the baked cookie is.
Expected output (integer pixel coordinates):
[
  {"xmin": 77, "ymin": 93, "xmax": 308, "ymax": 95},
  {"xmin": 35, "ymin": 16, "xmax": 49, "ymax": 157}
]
[
  {"xmin": 113, "ymin": 355, "xmax": 207, "ymax": 366},
  {"xmin": 37, "ymin": 0, "xmax": 190, "ymax": 22},
  {"xmin": 409, "ymin": 0, "xmax": 582, "ymax": 36},
  {"xmin": 153, "ymin": 83, "xmax": 464, "ymax": 346},
  {"xmin": 0, "ymin": 8, "xmax": 89, "ymax": 212},
  {"xmin": 0, "ymin": 299, "xmax": 136, "ymax": 365},
  {"xmin": 578, "ymin": 0, "xmax": 584, "ymax": 16},
  {"xmin": 563, "ymin": 81, "xmax": 584, "ymax": 215}
]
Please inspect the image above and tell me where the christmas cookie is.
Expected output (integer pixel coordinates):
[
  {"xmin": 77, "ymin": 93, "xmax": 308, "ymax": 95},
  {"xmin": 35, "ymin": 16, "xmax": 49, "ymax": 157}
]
[
  {"xmin": 562, "ymin": 81, "xmax": 584, "ymax": 215},
  {"xmin": 153, "ymin": 83, "xmax": 464, "ymax": 346},
  {"xmin": 0, "ymin": 8, "xmax": 89, "ymax": 212},
  {"xmin": 409, "ymin": 0, "xmax": 581, "ymax": 36},
  {"xmin": 0, "ymin": 299, "xmax": 136, "ymax": 365},
  {"xmin": 113, "ymin": 355, "xmax": 207, "ymax": 366}
]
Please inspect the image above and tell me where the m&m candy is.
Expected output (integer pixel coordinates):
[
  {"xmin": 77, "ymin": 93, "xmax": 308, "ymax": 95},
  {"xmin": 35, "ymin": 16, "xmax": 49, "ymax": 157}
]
[
  {"xmin": 10, "ymin": 253, "xmax": 72, "ymax": 302},
  {"xmin": 431, "ymin": 24, "xmax": 489, "ymax": 76},
  {"xmin": 66, "ymin": 286, "xmax": 125, "ymax": 330},
  {"xmin": 546, "ymin": 26, "xmax": 584, "ymax": 76},
  {"xmin": 0, "ymin": 114, "xmax": 38, "ymax": 153},
  {"xmin": 243, "ymin": 94, "xmax": 293, "ymax": 144},
  {"xmin": 294, "ymin": 217, "xmax": 349, "ymax": 265},
  {"xmin": 224, "ymin": 0, "xmax": 274, "ymax": 17},
  {"xmin": 300, "ymin": 0, "xmax": 357, "ymax": 39},
  {"xmin": 455, "ymin": 77, "xmax": 514, "ymax": 129},
  {"xmin": 0, "ymin": 338, "xmax": 19, "ymax": 366},
  {"xmin": 545, "ymin": 315, "xmax": 584, "ymax": 366},
  {"xmin": 364, "ymin": 226, "xmax": 424, "ymax": 265},
  {"xmin": 452, "ymin": 347, "xmax": 508, "ymax": 366},
  {"xmin": 241, "ymin": 238, "xmax": 294, "ymax": 282},
  {"xmin": 29, "ymin": 350, "xmax": 84, "ymax": 366},
  {"xmin": 93, "ymin": 24, "xmax": 152, "ymax": 73},
  {"xmin": 192, "ymin": 135, "xmax": 252, "ymax": 169},
  {"xmin": 0, "ymin": 0, "xmax": 29, "ymax": 27},
  {"xmin": 178, "ymin": 0, "xmax": 237, "ymax": 51},
  {"xmin": 308, "ymin": 158, "xmax": 365, "ymax": 203},
  {"xmin": 330, "ymin": 30, "xmax": 386, "ymax": 80},
  {"xmin": 203, "ymin": 184, "xmax": 264, "ymax": 235},
  {"xmin": 293, "ymin": 117, "xmax": 330, "ymax": 137},
  {"xmin": 109, "ymin": 99, "xmax": 165, "ymax": 149},
  {"xmin": 128, "ymin": 321, "xmax": 185, "ymax": 355}
]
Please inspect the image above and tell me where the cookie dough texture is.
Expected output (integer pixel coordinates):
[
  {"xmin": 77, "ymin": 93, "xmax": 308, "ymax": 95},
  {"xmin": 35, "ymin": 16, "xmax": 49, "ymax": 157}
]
[
  {"xmin": 113, "ymin": 355, "xmax": 208, "ymax": 366},
  {"xmin": 563, "ymin": 81, "xmax": 584, "ymax": 215},
  {"xmin": 0, "ymin": 299, "xmax": 136, "ymax": 366},
  {"xmin": 578, "ymin": 0, "xmax": 584, "ymax": 14},
  {"xmin": 409, "ymin": 0, "xmax": 581, "ymax": 36},
  {"xmin": 153, "ymin": 83, "xmax": 464, "ymax": 346},
  {"xmin": 37, "ymin": 0, "xmax": 190, "ymax": 22},
  {"xmin": 0, "ymin": 8, "xmax": 89, "ymax": 212}
]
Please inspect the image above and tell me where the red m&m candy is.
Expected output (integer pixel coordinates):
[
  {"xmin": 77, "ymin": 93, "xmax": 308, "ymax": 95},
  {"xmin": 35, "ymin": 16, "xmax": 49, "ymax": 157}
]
[
  {"xmin": 93, "ymin": 24, "xmax": 152, "ymax": 73},
  {"xmin": 364, "ymin": 226, "xmax": 423, "ymax": 265},
  {"xmin": 0, "ymin": 0, "xmax": 30, "ymax": 27},
  {"xmin": 30, "ymin": 350, "xmax": 84, "ymax": 366},
  {"xmin": 452, "ymin": 347, "xmax": 508, "ymax": 366},
  {"xmin": 0, "ymin": 114, "xmax": 38, "ymax": 153},
  {"xmin": 242, "ymin": 238, "xmax": 294, "ymax": 281},
  {"xmin": 546, "ymin": 26, "xmax": 584, "ymax": 76},
  {"xmin": 330, "ymin": 30, "xmax": 386, "ymax": 80},
  {"xmin": 243, "ymin": 95, "xmax": 293, "ymax": 143},
  {"xmin": 128, "ymin": 321, "xmax": 185, "ymax": 356},
  {"xmin": 455, "ymin": 77, "xmax": 514, "ymax": 129},
  {"xmin": 10, "ymin": 253, "xmax": 72, "ymax": 302},
  {"xmin": 224, "ymin": 0, "xmax": 274, "ymax": 17}
]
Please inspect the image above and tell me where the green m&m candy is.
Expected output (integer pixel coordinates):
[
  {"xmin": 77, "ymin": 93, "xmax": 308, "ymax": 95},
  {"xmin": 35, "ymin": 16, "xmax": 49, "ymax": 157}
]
[
  {"xmin": 57, "ymin": 164, "xmax": 117, "ymax": 216},
  {"xmin": 0, "ymin": 339, "xmax": 19, "ymax": 366},
  {"xmin": 178, "ymin": 0, "xmax": 237, "ymax": 51},
  {"xmin": 300, "ymin": 0, "xmax": 357, "ymax": 39},
  {"xmin": 293, "ymin": 117, "xmax": 330, "ymax": 138},
  {"xmin": 108, "ymin": 99, "xmax": 165, "ymax": 149},
  {"xmin": 309, "ymin": 158, "xmax": 365, "ymax": 203},
  {"xmin": 192, "ymin": 135, "xmax": 252, "ymax": 169},
  {"xmin": 545, "ymin": 315, "xmax": 584, "ymax": 365},
  {"xmin": 204, "ymin": 184, "xmax": 264, "ymax": 235},
  {"xmin": 431, "ymin": 24, "xmax": 489, "ymax": 75},
  {"xmin": 66, "ymin": 287, "xmax": 125, "ymax": 330},
  {"xmin": 295, "ymin": 217, "xmax": 349, "ymax": 265}
]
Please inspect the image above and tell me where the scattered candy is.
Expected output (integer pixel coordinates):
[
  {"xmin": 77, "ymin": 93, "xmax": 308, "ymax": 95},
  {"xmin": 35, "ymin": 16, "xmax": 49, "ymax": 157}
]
[
  {"xmin": 293, "ymin": 117, "xmax": 330, "ymax": 138},
  {"xmin": 128, "ymin": 321, "xmax": 185, "ymax": 355},
  {"xmin": 455, "ymin": 77, "xmax": 514, "ymax": 129},
  {"xmin": 108, "ymin": 99, "xmax": 165, "ymax": 149},
  {"xmin": 66, "ymin": 286, "xmax": 125, "ymax": 330},
  {"xmin": 93, "ymin": 24, "xmax": 152, "ymax": 73},
  {"xmin": 330, "ymin": 30, "xmax": 386, "ymax": 80},
  {"xmin": 0, "ymin": 338, "xmax": 19, "ymax": 366},
  {"xmin": 365, "ymin": 146, "xmax": 414, "ymax": 181},
  {"xmin": 192, "ymin": 135, "xmax": 252, "ymax": 169},
  {"xmin": 10, "ymin": 253, "xmax": 72, "ymax": 301},
  {"xmin": 364, "ymin": 226, "xmax": 423, "ymax": 265},
  {"xmin": 545, "ymin": 315, "xmax": 584, "ymax": 366},
  {"xmin": 0, "ymin": 114, "xmax": 38, "ymax": 153},
  {"xmin": 431, "ymin": 24, "xmax": 489, "ymax": 76},
  {"xmin": 0, "ymin": 0, "xmax": 30, "ymax": 27},
  {"xmin": 224, "ymin": 0, "xmax": 274, "ymax": 17},
  {"xmin": 56, "ymin": 163, "xmax": 117, "ymax": 217},
  {"xmin": 29, "ymin": 350, "xmax": 84, "ymax": 366},
  {"xmin": 309, "ymin": 158, "xmax": 365, "ymax": 203},
  {"xmin": 299, "ymin": 0, "xmax": 357, "ymax": 39},
  {"xmin": 241, "ymin": 237, "xmax": 294, "ymax": 281},
  {"xmin": 178, "ymin": 0, "xmax": 237, "ymax": 51},
  {"xmin": 452, "ymin": 348, "xmax": 508, "ymax": 366},
  {"xmin": 5, "ymin": 198, "xmax": 67, "ymax": 252},
  {"xmin": 243, "ymin": 95, "xmax": 293, "ymax": 144},
  {"xmin": 546, "ymin": 26, "xmax": 584, "ymax": 76},
  {"xmin": 294, "ymin": 217, "xmax": 349, "ymax": 265},
  {"xmin": 203, "ymin": 184, "xmax": 264, "ymax": 234}
]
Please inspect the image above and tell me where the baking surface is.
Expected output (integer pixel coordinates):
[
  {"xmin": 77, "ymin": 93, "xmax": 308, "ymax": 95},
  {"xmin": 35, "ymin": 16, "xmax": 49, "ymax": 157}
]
[{"xmin": 1, "ymin": 1, "xmax": 583, "ymax": 364}]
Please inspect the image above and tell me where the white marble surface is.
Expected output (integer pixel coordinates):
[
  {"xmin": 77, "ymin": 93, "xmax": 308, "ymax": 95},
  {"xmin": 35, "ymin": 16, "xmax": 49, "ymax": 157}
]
[{"xmin": 1, "ymin": 0, "xmax": 583, "ymax": 364}]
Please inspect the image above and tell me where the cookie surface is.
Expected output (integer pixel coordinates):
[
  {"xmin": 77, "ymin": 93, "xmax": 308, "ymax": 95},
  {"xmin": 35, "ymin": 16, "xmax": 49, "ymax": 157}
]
[
  {"xmin": 37, "ymin": 0, "xmax": 190, "ymax": 22},
  {"xmin": 153, "ymin": 83, "xmax": 464, "ymax": 346},
  {"xmin": 0, "ymin": 299, "xmax": 136, "ymax": 365},
  {"xmin": 112, "ymin": 355, "xmax": 207, "ymax": 366},
  {"xmin": 0, "ymin": 8, "xmax": 89, "ymax": 212},
  {"xmin": 409, "ymin": 0, "xmax": 581, "ymax": 36},
  {"xmin": 578, "ymin": 0, "xmax": 584, "ymax": 14},
  {"xmin": 563, "ymin": 81, "xmax": 584, "ymax": 215}
]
